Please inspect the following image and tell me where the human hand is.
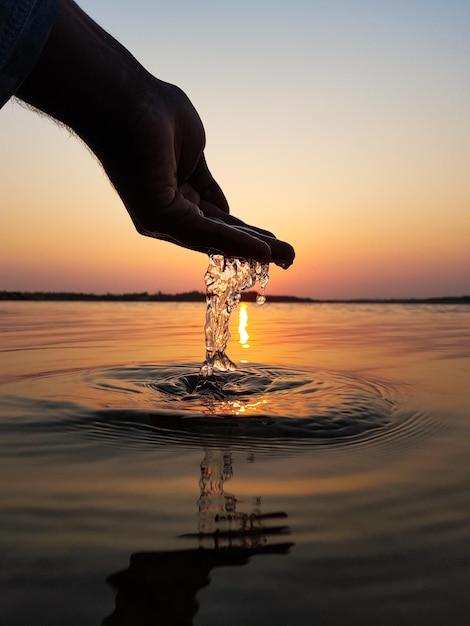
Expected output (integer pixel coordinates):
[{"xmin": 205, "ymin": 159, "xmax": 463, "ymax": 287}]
[
  {"xmin": 97, "ymin": 80, "xmax": 295, "ymax": 267},
  {"xmin": 16, "ymin": 0, "xmax": 294, "ymax": 267}
]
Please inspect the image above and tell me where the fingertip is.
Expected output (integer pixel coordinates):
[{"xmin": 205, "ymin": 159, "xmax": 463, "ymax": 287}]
[
  {"xmin": 270, "ymin": 242, "xmax": 296, "ymax": 269},
  {"xmin": 274, "ymin": 258, "xmax": 294, "ymax": 269}
]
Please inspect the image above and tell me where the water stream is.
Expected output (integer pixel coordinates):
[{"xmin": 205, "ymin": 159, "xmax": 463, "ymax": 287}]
[{"xmin": 200, "ymin": 255, "xmax": 269, "ymax": 376}]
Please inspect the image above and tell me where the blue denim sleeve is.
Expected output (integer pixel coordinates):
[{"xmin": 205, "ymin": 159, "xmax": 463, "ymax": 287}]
[{"xmin": 0, "ymin": 0, "xmax": 58, "ymax": 109}]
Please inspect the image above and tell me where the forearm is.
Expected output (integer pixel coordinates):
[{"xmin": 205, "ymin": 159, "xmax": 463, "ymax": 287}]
[
  {"xmin": 15, "ymin": 0, "xmax": 154, "ymax": 146},
  {"xmin": 14, "ymin": 0, "xmax": 207, "ymax": 222}
]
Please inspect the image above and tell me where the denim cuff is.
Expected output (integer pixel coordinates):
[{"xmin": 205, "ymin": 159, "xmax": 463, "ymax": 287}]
[{"xmin": 0, "ymin": 0, "xmax": 58, "ymax": 109}]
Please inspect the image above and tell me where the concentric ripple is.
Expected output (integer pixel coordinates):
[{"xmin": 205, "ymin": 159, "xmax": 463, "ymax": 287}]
[{"xmin": 0, "ymin": 363, "xmax": 439, "ymax": 453}]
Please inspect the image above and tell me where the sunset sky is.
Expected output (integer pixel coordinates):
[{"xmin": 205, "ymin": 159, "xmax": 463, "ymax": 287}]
[{"xmin": 1, "ymin": 0, "xmax": 469, "ymax": 299}]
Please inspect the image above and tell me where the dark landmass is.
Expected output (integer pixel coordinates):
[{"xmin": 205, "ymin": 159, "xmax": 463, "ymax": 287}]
[{"xmin": 0, "ymin": 290, "xmax": 469, "ymax": 304}]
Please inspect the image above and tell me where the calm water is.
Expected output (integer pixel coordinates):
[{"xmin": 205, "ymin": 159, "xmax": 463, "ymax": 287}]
[{"xmin": 1, "ymin": 301, "xmax": 470, "ymax": 625}]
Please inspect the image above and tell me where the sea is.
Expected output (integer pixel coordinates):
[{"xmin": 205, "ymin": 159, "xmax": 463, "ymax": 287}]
[{"xmin": 1, "ymin": 300, "xmax": 469, "ymax": 625}]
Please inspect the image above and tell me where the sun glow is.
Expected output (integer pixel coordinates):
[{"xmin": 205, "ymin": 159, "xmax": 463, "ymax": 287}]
[
  {"xmin": 219, "ymin": 399, "xmax": 268, "ymax": 416},
  {"xmin": 238, "ymin": 303, "xmax": 250, "ymax": 348}
]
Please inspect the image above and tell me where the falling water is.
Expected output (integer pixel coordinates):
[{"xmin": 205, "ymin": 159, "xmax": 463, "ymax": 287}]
[{"xmin": 200, "ymin": 255, "xmax": 269, "ymax": 376}]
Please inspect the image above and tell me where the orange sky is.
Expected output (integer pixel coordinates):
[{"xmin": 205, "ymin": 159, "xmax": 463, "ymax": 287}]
[{"xmin": 1, "ymin": 0, "xmax": 469, "ymax": 299}]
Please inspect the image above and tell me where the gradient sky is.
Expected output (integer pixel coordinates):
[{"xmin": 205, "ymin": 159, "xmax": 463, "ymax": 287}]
[{"xmin": 1, "ymin": 0, "xmax": 469, "ymax": 298}]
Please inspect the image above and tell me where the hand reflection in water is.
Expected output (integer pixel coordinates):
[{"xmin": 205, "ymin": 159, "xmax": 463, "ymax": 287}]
[{"xmin": 103, "ymin": 449, "xmax": 293, "ymax": 626}]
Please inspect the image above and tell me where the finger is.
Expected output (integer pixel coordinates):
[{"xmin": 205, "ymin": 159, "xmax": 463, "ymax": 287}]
[
  {"xmin": 172, "ymin": 212, "xmax": 294, "ymax": 268},
  {"xmin": 178, "ymin": 182, "xmax": 276, "ymax": 238},
  {"xmin": 137, "ymin": 193, "xmax": 271, "ymax": 262},
  {"xmin": 173, "ymin": 215, "xmax": 273, "ymax": 263},
  {"xmin": 179, "ymin": 197, "xmax": 295, "ymax": 266},
  {"xmin": 175, "ymin": 198, "xmax": 294, "ymax": 266},
  {"xmin": 198, "ymin": 199, "xmax": 276, "ymax": 238},
  {"xmin": 187, "ymin": 157, "xmax": 286, "ymax": 248},
  {"xmin": 148, "ymin": 222, "xmax": 294, "ymax": 268},
  {"xmin": 188, "ymin": 155, "xmax": 230, "ymax": 213},
  {"xmin": 196, "ymin": 205, "xmax": 294, "ymax": 266},
  {"xmin": 197, "ymin": 199, "xmax": 295, "ymax": 266},
  {"xmin": 235, "ymin": 227, "xmax": 295, "ymax": 268},
  {"xmin": 186, "ymin": 155, "xmax": 294, "ymax": 267}
]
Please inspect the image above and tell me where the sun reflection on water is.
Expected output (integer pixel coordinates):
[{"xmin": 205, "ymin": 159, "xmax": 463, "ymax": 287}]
[
  {"xmin": 238, "ymin": 303, "xmax": 250, "ymax": 348},
  {"xmin": 219, "ymin": 398, "xmax": 268, "ymax": 416}
]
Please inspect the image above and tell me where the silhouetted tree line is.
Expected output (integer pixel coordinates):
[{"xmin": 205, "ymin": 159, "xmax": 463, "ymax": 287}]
[
  {"xmin": 0, "ymin": 290, "xmax": 205, "ymax": 302},
  {"xmin": 0, "ymin": 291, "xmax": 468, "ymax": 304}
]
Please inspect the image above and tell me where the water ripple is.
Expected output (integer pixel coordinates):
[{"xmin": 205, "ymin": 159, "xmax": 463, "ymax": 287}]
[{"xmin": 1, "ymin": 363, "xmax": 441, "ymax": 454}]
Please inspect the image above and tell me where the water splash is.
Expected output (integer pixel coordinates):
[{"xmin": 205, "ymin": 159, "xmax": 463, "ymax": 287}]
[
  {"xmin": 4, "ymin": 362, "xmax": 436, "ymax": 453},
  {"xmin": 200, "ymin": 255, "xmax": 269, "ymax": 376}
]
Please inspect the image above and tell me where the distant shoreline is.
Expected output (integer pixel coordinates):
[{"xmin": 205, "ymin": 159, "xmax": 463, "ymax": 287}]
[{"xmin": 0, "ymin": 291, "xmax": 469, "ymax": 305}]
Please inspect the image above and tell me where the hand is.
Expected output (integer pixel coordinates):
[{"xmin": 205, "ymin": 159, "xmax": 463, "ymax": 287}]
[
  {"xmin": 95, "ymin": 80, "xmax": 295, "ymax": 267},
  {"xmin": 16, "ymin": 0, "xmax": 294, "ymax": 267}
]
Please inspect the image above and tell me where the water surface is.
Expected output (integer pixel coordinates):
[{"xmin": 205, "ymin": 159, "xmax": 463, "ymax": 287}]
[{"xmin": 1, "ymin": 301, "xmax": 469, "ymax": 625}]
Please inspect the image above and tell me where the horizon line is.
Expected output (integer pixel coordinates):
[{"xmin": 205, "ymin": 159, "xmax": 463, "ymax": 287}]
[{"xmin": 0, "ymin": 290, "xmax": 469, "ymax": 305}]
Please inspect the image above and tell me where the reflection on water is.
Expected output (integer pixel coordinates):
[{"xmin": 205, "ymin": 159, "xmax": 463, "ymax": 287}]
[
  {"xmin": 1, "ymin": 302, "xmax": 470, "ymax": 625},
  {"xmin": 193, "ymin": 448, "xmax": 290, "ymax": 547},
  {"xmin": 104, "ymin": 544, "xmax": 294, "ymax": 626},
  {"xmin": 104, "ymin": 449, "xmax": 292, "ymax": 625},
  {"xmin": 213, "ymin": 397, "xmax": 268, "ymax": 416},
  {"xmin": 238, "ymin": 303, "xmax": 250, "ymax": 348}
]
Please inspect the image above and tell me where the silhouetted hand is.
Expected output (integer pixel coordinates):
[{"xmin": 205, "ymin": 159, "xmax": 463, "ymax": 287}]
[
  {"xmin": 90, "ymin": 79, "xmax": 295, "ymax": 267},
  {"xmin": 16, "ymin": 0, "xmax": 294, "ymax": 268}
]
